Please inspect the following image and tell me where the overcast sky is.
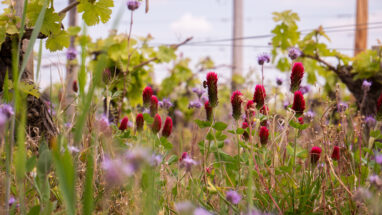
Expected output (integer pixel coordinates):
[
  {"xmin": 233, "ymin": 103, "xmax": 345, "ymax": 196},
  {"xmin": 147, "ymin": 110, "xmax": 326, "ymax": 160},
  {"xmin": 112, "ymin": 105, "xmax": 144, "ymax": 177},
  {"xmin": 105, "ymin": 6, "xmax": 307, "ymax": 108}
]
[{"xmin": 3, "ymin": 0, "xmax": 382, "ymax": 88}]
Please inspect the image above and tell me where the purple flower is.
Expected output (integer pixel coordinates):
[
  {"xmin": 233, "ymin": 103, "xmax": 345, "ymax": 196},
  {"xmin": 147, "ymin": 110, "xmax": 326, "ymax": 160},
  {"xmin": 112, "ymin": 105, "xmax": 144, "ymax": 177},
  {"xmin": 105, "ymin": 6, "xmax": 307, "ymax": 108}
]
[
  {"xmin": 64, "ymin": 122, "xmax": 72, "ymax": 128},
  {"xmin": 9, "ymin": 196, "xmax": 16, "ymax": 206},
  {"xmin": 276, "ymin": 77, "xmax": 283, "ymax": 86},
  {"xmin": 180, "ymin": 154, "xmax": 197, "ymax": 171},
  {"xmin": 102, "ymin": 157, "xmax": 134, "ymax": 185},
  {"xmin": 98, "ymin": 115, "xmax": 110, "ymax": 130},
  {"xmin": 68, "ymin": 146, "xmax": 80, "ymax": 153},
  {"xmin": 226, "ymin": 190, "xmax": 241, "ymax": 204},
  {"xmin": 376, "ymin": 153, "xmax": 382, "ymax": 164},
  {"xmin": 365, "ymin": 116, "xmax": 376, "ymax": 127},
  {"xmin": 125, "ymin": 147, "xmax": 151, "ymax": 171},
  {"xmin": 192, "ymin": 88, "xmax": 205, "ymax": 98},
  {"xmin": 337, "ymin": 102, "xmax": 348, "ymax": 112},
  {"xmin": 362, "ymin": 80, "xmax": 372, "ymax": 92},
  {"xmin": 175, "ymin": 201, "xmax": 194, "ymax": 213},
  {"xmin": 150, "ymin": 154, "xmax": 162, "ymax": 167},
  {"xmin": 66, "ymin": 47, "xmax": 77, "ymax": 61},
  {"xmin": 1, "ymin": 104, "xmax": 14, "ymax": 118},
  {"xmin": 189, "ymin": 100, "xmax": 202, "ymax": 109},
  {"xmin": 288, "ymin": 47, "xmax": 302, "ymax": 60},
  {"xmin": 257, "ymin": 53, "xmax": 271, "ymax": 65},
  {"xmin": 283, "ymin": 100, "xmax": 290, "ymax": 110},
  {"xmin": 305, "ymin": 110, "xmax": 315, "ymax": 121},
  {"xmin": 194, "ymin": 208, "xmax": 212, "ymax": 215},
  {"xmin": 0, "ymin": 112, "xmax": 7, "ymax": 128},
  {"xmin": 299, "ymin": 85, "xmax": 310, "ymax": 95},
  {"xmin": 127, "ymin": 0, "xmax": 140, "ymax": 11},
  {"xmin": 369, "ymin": 175, "xmax": 380, "ymax": 183},
  {"xmin": 159, "ymin": 98, "xmax": 173, "ymax": 109}
]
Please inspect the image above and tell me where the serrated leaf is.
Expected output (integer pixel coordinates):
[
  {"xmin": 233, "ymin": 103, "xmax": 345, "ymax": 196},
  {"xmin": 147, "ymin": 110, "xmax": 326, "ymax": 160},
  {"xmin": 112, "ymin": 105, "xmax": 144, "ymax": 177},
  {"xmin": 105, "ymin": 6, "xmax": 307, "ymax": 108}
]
[
  {"xmin": 46, "ymin": 30, "xmax": 70, "ymax": 51},
  {"xmin": 67, "ymin": 26, "xmax": 81, "ymax": 36},
  {"xmin": 78, "ymin": 0, "xmax": 114, "ymax": 26},
  {"xmin": 156, "ymin": 45, "xmax": 176, "ymax": 62},
  {"xmin": 194, "ymin": 119, "xmax": 211, "ymax": 128}
]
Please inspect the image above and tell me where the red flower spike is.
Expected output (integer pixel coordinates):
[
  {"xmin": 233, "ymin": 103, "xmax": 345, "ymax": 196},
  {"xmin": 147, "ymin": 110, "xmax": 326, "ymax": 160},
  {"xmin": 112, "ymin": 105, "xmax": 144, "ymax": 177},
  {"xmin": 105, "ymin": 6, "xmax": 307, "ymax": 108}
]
[
  {"xmin": 292, "ymin": 91, "xmax": 305, "ymax": 116},
  {"xmin": 206, "ymin": 72, "xmax": 218, "ymax": 107},
  {"xmin": 253, "ymin": 85, "xmax": 266, "ymax": 109},
  {"xmin": 331, "ymin": 146, "xmax": 340, "ymax": 161},
  {"xmin": 151, "ymin": 114, "xmax": 162, "ymax": 133},
  {"xmin": 162, "ymin": 117, "xmax": 173, "ymax": 137},
  {"xmin": 310, "ymin": 146, "xmax": 322, "ymax": 164},
  {"xmin": 298, "ymin": 117, "xmax": 304, "ymax": 125},
  {"xmin": 260, "ymin": 105, "xmax": 269, "ymax": 115},
  {"xmin": 72, "ymin": 80, "xmax": 78, "ymax": 93},
  {"xmin": 205, "ymin": 101, "xmax": 213, "ymax": 121},
  {"xmin": 119, "ymin": 116, "xmax": 129, "ymax": 131},
  {"xmin": 231, "ymin": 90, "xmax": 243, "ymax": 120},
  {"xmin": 150, "ymin": 95, "xmax": 158, "ymax": 117},
  {"xmin": 180, "ymin": 152, "xmax": 188, "ymax": 161},
  {"xmin": 290, "ymin": 62, "xmax": 304, "ymax": 93},
  {"xmin": 377, "ymin": 93, "xmax": 382, "ymax": 120},
  {"xmin": 246, "ymin": 100, "xmax": 256, "ymax": 118},
  {"xmin": 259, "ymin": 126, "xmax": 269, "ymax": 145},
  {"xmin": 142, "ymin": 86, "xmax": 153, "ymax": 107},
  {"xmin": 136, "ymin": 113, "xmax": 144, "ymax": 131}
]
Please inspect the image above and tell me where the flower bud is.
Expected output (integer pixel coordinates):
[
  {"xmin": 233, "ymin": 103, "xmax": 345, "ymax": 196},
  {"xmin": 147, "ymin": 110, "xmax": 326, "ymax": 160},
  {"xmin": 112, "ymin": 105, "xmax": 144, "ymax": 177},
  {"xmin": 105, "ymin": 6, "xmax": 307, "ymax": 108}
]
[
  {"xmin": 151, "ymin": 114, "xmax": 161, "ymax": 133},
  {"xmin": 205, "ymin": 72, "xmax": 218, "ymax": 107},
  {"xmin": 142, "ymin": 86, "xmax": 153, "ymax": 107},
  {"xmin": 119, "ymin": 116, "xmax": 129, "ymax": 131},
  {"xmin": 259, "ymin": 126, "xmax": 269, "ymax": 145},
  {"xmin": 331, "ymin": 146, "xmax": 340, "ymax": 161},
  {"xmin": 127, "ymin": 0, "xmax": 140, "ymax": 11},
  {"xmin": 231, "ymin": 90, "xmax": 243, "ymax": 120},
  {"xmin": 292, "ymin": 91, "xmax": 305, "ymax": 116},
  {"xmin": 310, "ymin": 146, "xmax": 322, "ymax": 164},
  {"xmin": 253, "ymin": 85, "xmax": 266, "ymax": 109},
  {"xmin": 72, "ymin": 80, "xmax": 78, "ymax": 93},
  {"xmin": 290, "ymin": 62, "xmax": 304, "ymax": 93},
  {"xmin": 150, "ymin": 95, "xmax": 158, "ymax": 117},
  {"xmin": 377, "ymin": 93, "xmax": 382, "ymax": 121},
  {"xmin": 298, "ymin": 117, "xmax": 304, "ymax": 125},
  {"xmin": 246, "ymin": 100, "xmax": 256, "ymax": 118},
  {"xmin": 204, "ymin": 101, "xmax": 213, "ymax": 121},
  {"xmin": 136, "ymin": 113, "xmax": 144, "ymax": 131},
  {"xmin": 162, "ymin": 116, "xmax": 173, "ymax": 138}
]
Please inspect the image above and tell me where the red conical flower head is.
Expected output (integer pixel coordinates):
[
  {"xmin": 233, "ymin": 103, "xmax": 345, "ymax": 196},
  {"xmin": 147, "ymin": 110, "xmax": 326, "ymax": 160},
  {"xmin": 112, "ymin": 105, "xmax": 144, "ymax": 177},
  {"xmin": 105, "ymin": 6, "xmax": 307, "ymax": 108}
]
[
  {"xmin": 205, "ymin": 101, "xmax": 213, "ymax": 121},
  {"xmin": 205, "ymin": 72, "xmax": 218, "ymax": 107},
  {"xmin": 151, "ymin": 114, "xmax": 162, "ymax": 133},
  {"xmin": 253, "ymin": 85, "xmax": 266, "ymax": 109},
  {"xmin": 290, "ymin": 62, "xmax": 304, "ymax": 93},
  {"xmin": 119, "ymin": 116, "xmax": 129, "ymax": 131},
  {"xmin": 259, "ymin": 126, "xmax": 269, "ymax": 145},
  {"xmin": 246, "ymin": 100, "xmax": 256, "ymax": 118},
  {"xmin": 310, "ymin": 146, "xmax": 322, "ymax": 164},
  {"xmin": 136, "ymin": 113, "xmax": 144, "ymax": 131},
  {"xmin": 162, "ymin": 117, "xmax": 173, "ymax": 137},
  {"xmin": 260, "ymin": 105, "xmax": 269, "ymax": 115},
  {"xmin": 72, "ymin": 80, "xmax": 78, "ymax": 93},
  {"xmin": 142, "ymin": 86, "xmax": 153, "ymax": 107},
  {"xmin": 331, "ymin": 146, "xmax": 340, "ymax": 161},
  {"xmin": 150, "ymin": 95, "xmax": 158, "ymax": 117},
  {"xmin": 231, "ymin": 90, "xmax": 243, "ymax": 120},
  {"xmin": 292, "ymin": 91, "xmax": 305, "ymax": 116}
]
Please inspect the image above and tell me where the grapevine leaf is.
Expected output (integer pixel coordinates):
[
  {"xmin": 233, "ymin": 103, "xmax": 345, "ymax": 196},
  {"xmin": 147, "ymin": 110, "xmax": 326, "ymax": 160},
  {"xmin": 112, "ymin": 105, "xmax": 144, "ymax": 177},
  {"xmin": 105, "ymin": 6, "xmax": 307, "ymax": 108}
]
[
  {"xmin": 46, "ymin": 30, "xmax": 70, "ymax": 51},
  {"xmin": 78, "ymin": 0, "xmax": 114, "ymax": 26}
]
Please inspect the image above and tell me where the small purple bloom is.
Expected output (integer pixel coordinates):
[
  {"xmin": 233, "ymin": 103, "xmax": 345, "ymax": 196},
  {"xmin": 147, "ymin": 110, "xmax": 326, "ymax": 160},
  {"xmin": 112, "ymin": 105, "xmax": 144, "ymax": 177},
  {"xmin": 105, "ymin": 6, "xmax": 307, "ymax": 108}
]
[
  {"xmin": 365, "ymin": 116, "xmax": 376, "ymax": 127},
  {"xmin": 299, "ymin": 85, "xmax": 310, "ymax": 95},
  {"xmin": 0, "ymin": 112, "xmax": 7, "ymax": 128},
  {"xmin": 188, "ymin": 100, "xmax": 202, "ymax": 109},
  {"xmin": 283, "ymin": 100, "xmax": 290, "ymax": 110},
  {"xmin": 180, "ymin": 154, "xmax": 197, "ymax": 172},
  {"xmin": 376, "ymin": 153, "xmax": 382, "ymax": 164},
  {"xmin": 288, "ymin": 47, "xmax": 302, "ymax": 60},
  {"xmin": 175, "ymin": 201, "xmax": 194, "ymax": 213},
  {"xmin": 9, "ymin": 196, "xmax": 16, "ymax": 206},
  {"xmin": 369, "ymin": 175, "xmax": 380, "ymax": 183},
  {"xmin": 68, "ymin": 146, "xmax": 80, "ymax": 153},
  {"xmin": 276, "ymin": 77, "xmax": 283, "ymax": 86},
  {"xmin": 127, "ymin": 0, "xmax": 140, "ymax": 11},
  {"xmin": 337, "ymin": 102, "xmax": 348, "ymax": 112},
  {"xmin": 160, "ymin": 98, "xmax": 173, "ymax": 109},
  {"xmin": 150, "ymin": 154, "xmax": 162, "ymax": 167},
  {"xmin": 99, "ymin": 115, "xmax": 110, "ymax": 130},
  {"xmin": 64, "ymin": 122, "xmax": 72, "ymax": 128},
  {"xmin": 194, "ymin": 208, "xmax": 212, "ymax": 215},
  {"xmin": 224, "ymin": 139, "xmax": 230, "ymax": 145},
  {"xmin": 66, "ymin": 47, "xmax": 77, "ymax": 61},
  {"xmin": 362, "ymin": 80, "xmax": 372, "ymax": 92},
  {"xmin": 1, "ymin": 104, "xmax": 14, "ymax": 118},
  {"xmin": 226, "ymin": 190, "xmax": 241, "ymax": 204},
  {"xmin": 192, "ymin": 88, "xmax": 205, "ymax": 98},
  {"xmin": 257, "ymin": 53, "xmax": 271, "ymax": 65},
  {"xmin": 305, "ymin": 110, "xmax": 315, "ymax": 121}
]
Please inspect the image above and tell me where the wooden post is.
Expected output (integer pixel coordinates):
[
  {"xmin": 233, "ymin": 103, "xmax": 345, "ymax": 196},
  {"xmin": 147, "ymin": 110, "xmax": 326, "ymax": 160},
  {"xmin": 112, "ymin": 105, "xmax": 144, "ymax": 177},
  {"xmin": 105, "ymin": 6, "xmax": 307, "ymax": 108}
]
[
  {"xmin": 232, "ymin": 0, "xmax": 243, "ymax": 91},
  {"xmin": 354, "ymin": 0, "xmax": 368, "ymax": 56}
]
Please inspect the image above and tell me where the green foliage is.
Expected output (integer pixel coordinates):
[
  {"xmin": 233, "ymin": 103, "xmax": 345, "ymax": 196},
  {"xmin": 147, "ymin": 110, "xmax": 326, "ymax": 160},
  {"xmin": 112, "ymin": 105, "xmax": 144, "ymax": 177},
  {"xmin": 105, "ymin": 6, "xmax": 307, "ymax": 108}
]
[
  {"xmin": 78, "ymin": 0, "xmax": 114, "ymax": 26},
  {"xmin": 352, "ymin": 50, "xmax": 381, "ymax": 79}
]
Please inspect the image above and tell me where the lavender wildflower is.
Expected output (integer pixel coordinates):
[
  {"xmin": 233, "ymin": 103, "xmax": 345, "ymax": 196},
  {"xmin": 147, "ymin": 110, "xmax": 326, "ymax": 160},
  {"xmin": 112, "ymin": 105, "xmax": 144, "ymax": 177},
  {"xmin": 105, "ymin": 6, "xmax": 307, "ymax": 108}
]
[
  {"xmin": 299, "ymin": 85, "xmax": 310, "ymax": 95},
  {"xmin": 175, "ymin": 201, "xmax": 194, "ymax": 213},
  {"xmin": 150, "ymin": 154, "xmax": 162, "ymax": 167},
  {"xmin": 337, "ymin": 102, "xmax": 348, "ymax": 112},
  {"xmin": 365, "ymin": 116, "xmax": 376, "ymax": 127},
  {"xmin": 194, "ymin": 208, "xmax": 212, "ymax": 215},
  {"xmin": 226, "ymin": 190, "xmax": 241, "ymax": 204},
  {"xmin": 127, "ymin": 0, "xmax": 140, "ymax": 11},
  {"xmin": 188, "ymin": 100, "xmax": 202, "ymax": 109},
  {"xmin": 288, "ymin": 47, "xmax": 302, "ymax": 60},
  {"xmin": 1, "ymin": 104, "xmax": 14, "ymax": 118},
  {"xmin": 192, "ymin": 88, "xmax": 205, "ymax": 98},
  {"xmin": 68, "ymin": 146, "xmax": 80, "ymax": 153},
  {"xmin": 9, "ymin": 196, "xmax": 16, "ymax": 206},
  {"xmin": 257, "ymin": 53, "xmax": 271, "ymax": 65},
  {"xmin": 180, "ymin": 153, "xmax": 197, "ymax": 171},
  {"xmin": 305, "ymin": 110, "xmax": 315, "ymax": 121},
  {"xmin": 376, "ymin": 152, "xmax": 382, "ymax": 165},
  {"xmin": 159, "ymin": 98, "xmax": 173, "ymax": 109},
  {"xmin": 66, "ymin": 47, "xmax": 77, "ymax": 61},
  {"xmin": 362, "ymin": 80, "xmax": 372, "ymax": 92}
]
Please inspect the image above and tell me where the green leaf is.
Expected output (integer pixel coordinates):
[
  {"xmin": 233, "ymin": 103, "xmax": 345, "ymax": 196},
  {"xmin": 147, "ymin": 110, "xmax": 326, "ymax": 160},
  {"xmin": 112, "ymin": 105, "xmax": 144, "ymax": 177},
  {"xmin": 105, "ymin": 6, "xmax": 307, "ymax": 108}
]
[
  {"xmin": 160, "ymin": 137, "xmax": 173, "ymax": 150},
  {"xmin": 235, "ymin": 128, "xmax": 245, "ymax": 135},
  {"xmin": 27, "ymin": 205, "xmax": 41, "ymax": 215},
  {"xmin": 289, "ymin": 120, "xmax": 309, "ymax": 130},
  {"xmin": 82, "ymin": 148, "xmax": 94, "ymax": 215},
  {"xmin": 46, "ymin": 30, "xmax": 70, "ymax": 51},
  {"xmin": 213, "ymin": 122, "xmax": 228, "ymax": 131},
  {"xmin": 194, "ymin": 119, "xmax": 211, "ymax": 128},
  {"xmin": 67, "ymin": 26, "xmax": 81, "ymax": 36},
  {"xmin": 156, "ymin": 45, "xmax": 176, "ymax": 62},
  {"xmin": 26, "ymin": 156, "xmax": 37, "ymax": 173},
  {"xmin": 206, "ymin": 131, "xmax": 214, "ymax": 141},
  {"xmin": 143, "ymin": 113, "xmax": 154, "ymax": 124},
  {"xmin": 78, "ymin": 0, "xmax": 114, "ymax": 26},
  {"xmin": 167, "ymin": 155, "xmax": 178, "ymax": 165}
]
